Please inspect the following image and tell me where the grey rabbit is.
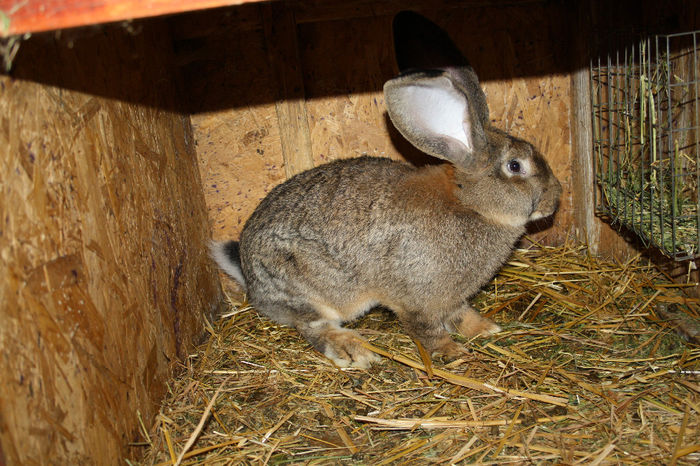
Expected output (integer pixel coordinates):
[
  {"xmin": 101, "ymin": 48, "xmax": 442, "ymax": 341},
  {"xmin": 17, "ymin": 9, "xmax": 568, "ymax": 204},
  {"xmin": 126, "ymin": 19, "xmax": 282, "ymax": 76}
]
[{"xmin": 211, "ymin": 11, "xmax": 562, "ymax": 368}]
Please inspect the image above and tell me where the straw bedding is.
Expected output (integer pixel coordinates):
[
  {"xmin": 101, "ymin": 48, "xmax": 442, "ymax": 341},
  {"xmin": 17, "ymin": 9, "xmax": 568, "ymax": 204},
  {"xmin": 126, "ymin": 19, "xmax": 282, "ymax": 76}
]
[{"xmin": 133, "ymin": 241, "xmax": 700, "ymax": 465}]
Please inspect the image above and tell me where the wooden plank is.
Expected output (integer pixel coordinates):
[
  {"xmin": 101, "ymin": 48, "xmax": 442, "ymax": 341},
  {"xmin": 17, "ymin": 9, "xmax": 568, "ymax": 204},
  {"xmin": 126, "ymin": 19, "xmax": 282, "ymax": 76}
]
[
  {"xmin": 262, "ymin": 0, "xmax": 315, "ymax": 178},
  {"xmin": 293, "ymin": 0, "xmax": 546, "ymax": 24},
  {"xmin": 167, "ymin": 1, "xmax": 263, "ymax": 40},
  {"xmin": 176, "ymin": 7, "xmax": 287, "ymax": 243},
  {"xmin": 0, "ymin": 19, "xmax": 221, "ymax": 463},
  {"xmin": 299, "ymin": 16, "xmax": 405, "ymax": 166},
  {"xmin": 0, "ymin": 0, "xmax": 259, "ymax": 37},
  {"xmin": 569, "ymin": 0, "xmax": 599, "ymax": 252}
]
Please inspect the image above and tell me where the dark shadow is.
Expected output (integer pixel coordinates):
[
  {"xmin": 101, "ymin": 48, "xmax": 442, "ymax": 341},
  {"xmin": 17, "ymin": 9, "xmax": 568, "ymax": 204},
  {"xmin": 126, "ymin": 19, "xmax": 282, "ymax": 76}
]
[
  {"xmin": 4, "ymin": 0, "xmax": 697, "ymax": 116},
  {"xmin": 6, "ymin": 17, "xmax": 186, "ymax": 112}
]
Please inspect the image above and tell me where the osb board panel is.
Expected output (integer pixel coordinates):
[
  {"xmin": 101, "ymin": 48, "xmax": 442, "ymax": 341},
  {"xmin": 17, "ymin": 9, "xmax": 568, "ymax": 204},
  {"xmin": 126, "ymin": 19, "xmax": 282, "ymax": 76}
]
[
  {"xmin": 195, "ymin": 104, "xmax": 287, "ymax": 241},
  {"xmin": 0, "ymin": 22, "xmax": 220, "ymax": 464},
  {"xmin": 299, "ymin": 16, "xmax": 406, "ymax": 166},
  {"xmin": 192, "ymin": 2, "xmax": 573, "ymax": 244},
  {"xmin": 175, "ymin": 18, "xmax": 288, "ymax": 241}
]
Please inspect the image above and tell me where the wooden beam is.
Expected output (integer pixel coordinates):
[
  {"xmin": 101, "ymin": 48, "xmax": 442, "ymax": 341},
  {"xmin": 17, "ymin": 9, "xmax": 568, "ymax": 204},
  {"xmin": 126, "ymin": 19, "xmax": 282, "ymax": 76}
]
[
  {"xmin": 0, "ymin": 0, "xmax": 550, "ymax": 39},
  {"xmin": 0, "ymin": 0, "xmax": 258, "ymax": 37},
  {"xmin": 569, "ymin": 0, "xmax": 599, "ymax": 252},
  {"xmin": 262, "ymin": 0, "xmax": 314, "ymax": 178}
]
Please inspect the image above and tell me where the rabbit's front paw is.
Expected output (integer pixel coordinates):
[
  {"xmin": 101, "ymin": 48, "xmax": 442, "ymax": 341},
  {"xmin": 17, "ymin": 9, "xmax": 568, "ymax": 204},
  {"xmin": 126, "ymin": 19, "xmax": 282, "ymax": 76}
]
[{"xmin": 432, "ymin": 338, "xmax": 470, "ymax": 361}]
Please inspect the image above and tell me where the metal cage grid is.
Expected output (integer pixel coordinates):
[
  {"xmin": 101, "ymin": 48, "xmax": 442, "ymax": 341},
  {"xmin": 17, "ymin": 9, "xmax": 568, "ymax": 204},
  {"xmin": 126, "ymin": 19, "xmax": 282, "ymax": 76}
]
[{"xmin": 591, "ymin": 30, "xmax": 700, "ymax": 261}]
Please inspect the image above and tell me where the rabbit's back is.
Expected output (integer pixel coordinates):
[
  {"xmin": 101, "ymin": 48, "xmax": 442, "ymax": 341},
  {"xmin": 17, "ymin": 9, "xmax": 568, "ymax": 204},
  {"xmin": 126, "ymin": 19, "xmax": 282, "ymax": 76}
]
[
  {"xmin": 242, "ymin": 156, "xmax": 411, "ymax": 242},
  {"xmin": 239, "ymin": 156, "xmax": 521, "ymax": 325}
]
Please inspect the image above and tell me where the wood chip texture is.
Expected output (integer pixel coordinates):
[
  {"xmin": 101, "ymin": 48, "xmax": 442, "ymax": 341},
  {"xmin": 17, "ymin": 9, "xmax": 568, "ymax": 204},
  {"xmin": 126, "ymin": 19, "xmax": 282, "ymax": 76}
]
[{"xmin": 0, "ymin": 21, "xmax": 221, "ymax": 464}]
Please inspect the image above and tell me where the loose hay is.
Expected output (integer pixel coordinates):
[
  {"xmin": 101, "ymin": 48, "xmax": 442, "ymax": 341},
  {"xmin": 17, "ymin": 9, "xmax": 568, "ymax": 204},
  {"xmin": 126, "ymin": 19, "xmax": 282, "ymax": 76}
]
[{"xmin": 133, "ymin": 241, "xmax": 700, "ymax": 465}]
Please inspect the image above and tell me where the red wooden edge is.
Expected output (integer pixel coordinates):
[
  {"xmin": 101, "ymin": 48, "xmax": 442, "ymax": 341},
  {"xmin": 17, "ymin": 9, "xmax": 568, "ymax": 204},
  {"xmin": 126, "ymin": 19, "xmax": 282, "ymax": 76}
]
[{"xmin": 0, "ymin": 0, "xmax": 263, "ymax": 37}]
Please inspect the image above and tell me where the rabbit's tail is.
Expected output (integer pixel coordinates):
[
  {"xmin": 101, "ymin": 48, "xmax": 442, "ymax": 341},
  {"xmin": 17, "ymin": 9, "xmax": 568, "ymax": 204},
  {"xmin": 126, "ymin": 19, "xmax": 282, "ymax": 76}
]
[{"xmin": 210, "ymin": 240, "xmax": 247, "ymax": 290}]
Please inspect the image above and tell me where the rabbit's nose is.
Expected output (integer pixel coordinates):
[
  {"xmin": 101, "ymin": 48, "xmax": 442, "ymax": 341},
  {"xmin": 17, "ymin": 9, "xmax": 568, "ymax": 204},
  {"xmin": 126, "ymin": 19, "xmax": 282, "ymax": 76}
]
[
  {"xmin": 530, "ymin": 176, "xmax": 562, "ymax": 220},
  {"xmin": 543, "ymin": 177, "xmax": 563, "ymax": 213}
]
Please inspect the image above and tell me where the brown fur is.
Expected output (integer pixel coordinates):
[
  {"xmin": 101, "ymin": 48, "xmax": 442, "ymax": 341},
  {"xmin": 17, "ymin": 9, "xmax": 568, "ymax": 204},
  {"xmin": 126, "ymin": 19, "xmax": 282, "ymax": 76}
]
[{"xmin": 400, "ymin": 164, "xmax": 461, "ymax": 211}]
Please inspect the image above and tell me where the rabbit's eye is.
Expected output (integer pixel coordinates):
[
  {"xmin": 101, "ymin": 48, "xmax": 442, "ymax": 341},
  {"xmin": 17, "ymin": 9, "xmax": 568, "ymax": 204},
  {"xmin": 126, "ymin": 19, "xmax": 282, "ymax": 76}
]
[{"xmin": 507, "ymin": 159, "xmax": 522, "ymax": 174}]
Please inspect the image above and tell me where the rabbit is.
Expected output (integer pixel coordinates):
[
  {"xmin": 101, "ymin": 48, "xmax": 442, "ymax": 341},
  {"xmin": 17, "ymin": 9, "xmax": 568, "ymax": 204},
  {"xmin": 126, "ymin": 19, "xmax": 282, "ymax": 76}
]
[{"xmin": 211, "ymin": 11, "xmax": 562, "ymax": 368}]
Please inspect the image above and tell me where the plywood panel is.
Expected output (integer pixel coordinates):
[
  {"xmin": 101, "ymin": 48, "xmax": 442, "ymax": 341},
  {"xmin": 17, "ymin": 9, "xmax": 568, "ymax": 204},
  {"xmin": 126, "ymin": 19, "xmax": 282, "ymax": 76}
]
[
  {"xmin": 0, "ymin": 21, "xmax": 220, "ymax": 464},
  {"xmin": 262, "ymin": 1, "xmax": 315, "ymax": 177},
  {"xmin": 176, "ymin": 12, "xmax": 288, "ymax": 242},
  {"xmin": 299, "ymin": 16, "xmax": 404, "ymax": 165},
  {"xmin": 185, "ymin": 2, "xmax": 573, "ymax": 246},
  {"xmin": 195, "ymin": 106, "xmax": 287, "ymax": 242}
]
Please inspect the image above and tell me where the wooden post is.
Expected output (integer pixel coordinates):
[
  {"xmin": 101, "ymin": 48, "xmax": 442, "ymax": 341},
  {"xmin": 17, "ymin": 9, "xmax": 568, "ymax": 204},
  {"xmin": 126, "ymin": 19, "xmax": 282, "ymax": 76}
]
[
  {"xmin": 570, "ymin": 0, "xmax": 600, "ymax": 253},
  {"xmin": 262, "ymin": 0, "xmax": 315, "ymax": 178}
]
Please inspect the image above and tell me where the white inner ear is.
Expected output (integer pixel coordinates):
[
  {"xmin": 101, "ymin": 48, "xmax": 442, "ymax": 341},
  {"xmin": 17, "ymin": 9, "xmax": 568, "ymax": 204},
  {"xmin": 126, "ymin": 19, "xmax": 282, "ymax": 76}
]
[{"xmin": 404, "ymin": 82, "xmax": 473, "ymax": 152}]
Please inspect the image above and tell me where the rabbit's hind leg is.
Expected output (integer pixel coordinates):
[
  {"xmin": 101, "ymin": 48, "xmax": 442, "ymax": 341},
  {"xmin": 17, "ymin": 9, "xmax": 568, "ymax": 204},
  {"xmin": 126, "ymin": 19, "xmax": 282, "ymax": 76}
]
[
  {"xmin": 296, "ymin": 318, "xmax": 380, "ymax": 369},
  {"xmin": 398, "ymin": 310, "xmax": 467, "ymax": 361}
]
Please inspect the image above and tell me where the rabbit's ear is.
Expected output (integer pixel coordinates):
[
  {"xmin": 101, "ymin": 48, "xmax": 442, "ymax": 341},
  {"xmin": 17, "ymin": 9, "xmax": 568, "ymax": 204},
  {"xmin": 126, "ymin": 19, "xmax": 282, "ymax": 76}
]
[
  {"xmin": 387, "ymin": 11, "xmax": 490, "ymax": 166},
  {"xmin": 384, "ymin": 71, "xmax": 487, "ymax": 167}
]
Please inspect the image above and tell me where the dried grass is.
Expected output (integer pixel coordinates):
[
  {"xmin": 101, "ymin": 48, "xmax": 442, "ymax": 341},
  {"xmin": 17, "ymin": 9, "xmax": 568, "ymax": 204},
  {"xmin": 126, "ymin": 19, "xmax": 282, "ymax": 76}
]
[{"xmin": 133, "ymin": 240, "xmax": 700, "ymax": 465}]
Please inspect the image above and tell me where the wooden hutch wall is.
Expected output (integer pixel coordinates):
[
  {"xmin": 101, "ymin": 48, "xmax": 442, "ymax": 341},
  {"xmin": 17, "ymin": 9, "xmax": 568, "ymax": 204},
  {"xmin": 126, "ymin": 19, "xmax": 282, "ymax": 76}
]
[
  {"xmin": 0, "ymin": 19, "xmax": 221, "ymax": 464},
  {"xmin": 176, "ymin": 1, "xmax": 576, "ymax": 247},
  {"xmin": 180, "ymin": 0, "xmax": 700, "ymax": 262}
]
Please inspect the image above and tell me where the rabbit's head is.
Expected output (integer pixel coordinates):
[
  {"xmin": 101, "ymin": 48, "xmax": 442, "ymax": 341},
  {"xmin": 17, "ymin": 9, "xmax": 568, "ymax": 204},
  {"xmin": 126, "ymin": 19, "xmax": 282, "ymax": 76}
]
[{"xmin": 384, "ymin": 12, "xmax": 561, "ymax": 229}]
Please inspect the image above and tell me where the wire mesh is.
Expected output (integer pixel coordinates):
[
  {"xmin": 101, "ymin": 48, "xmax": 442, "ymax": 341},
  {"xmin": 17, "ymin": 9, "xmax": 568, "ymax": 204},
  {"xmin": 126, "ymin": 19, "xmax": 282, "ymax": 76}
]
[{"xmin": 591, "ymin": 30, "xmax": 700, "ymax": 261}]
